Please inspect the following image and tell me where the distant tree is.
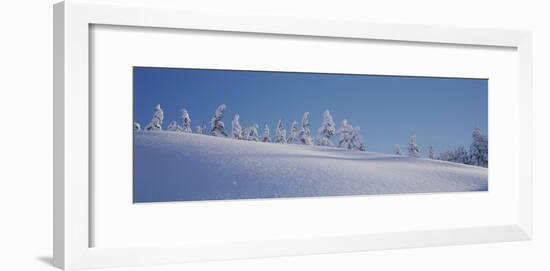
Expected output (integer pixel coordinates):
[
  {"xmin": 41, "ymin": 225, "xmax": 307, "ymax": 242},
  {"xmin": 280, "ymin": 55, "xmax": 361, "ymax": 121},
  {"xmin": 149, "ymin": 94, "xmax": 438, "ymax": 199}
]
[
  {"xmin": 247, "ymin": 124, "xmax": 260, "ymax": 141},
  {"xmin": 210, "ymin": 104, "xmax": 227, "ymax": 137},
  {"xmin": 181, "ymin": 108, "xmax": 192, "ymax": 133},
  {"xmin": 273, "ymin": 120, "xmax": 286, "ymax": 143},
  {"xmin": 408, "ymin": 135, "xmax": 421, "ymax": 158},
  {"xmin": 231, "ymin": 113, "xmax": 243, "ymax": 139},
  {"xmin": 195, "ymin": 122, "xmax": 206, "ymax": 135},
  {"xmin": 350, "ymin": 126, "xmax": 366, "ymax": 151},
  {"xmin": 299, "ymin": 112, "xmax": 313, "ymax": 145},
  {"xmin": 145, "ymin": 104, "xmax": 164, "ymax": 131},
  {"xmin": 262, "ymin": 124, "xmax": 271, "ymax": 142},
  {"xmin": 337, "ymin": 119, "xmax": 354, "ymax": 149},
  {"xmin": 316, "ymin": 110, "xmax": 336, "ymax": 146},
  {"xmin": 469, "ymin": 128, "xmax": 488, "ymax": 167},
  {"xmin": 133, "ymin": 121, "xmax": 141, "ymax": 131},
  {"xmin": 455, "ymin": 146, "xmax": 470, "ymax": 164},
  {"xmin": 166, "ymin": 121, "xmax": 182, "ymax": 132},
  {"xmin": 395, "ymin": 144, "xmax": 402, "ymax": 155},
  {"xmin": 428, "ymin": 145, "xmax": 435, "ymax": 159},
  {"xmin": 438, "ymin": 146, "xmax": 469, "ymax": 164},
  {"xmin": 286, "ymin": 121, "xmax": 299, "ymax": 144}
]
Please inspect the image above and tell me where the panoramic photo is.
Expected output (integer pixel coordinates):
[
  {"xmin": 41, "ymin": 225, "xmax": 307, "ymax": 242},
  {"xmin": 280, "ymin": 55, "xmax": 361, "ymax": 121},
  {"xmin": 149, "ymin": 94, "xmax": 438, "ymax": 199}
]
[{"xmin": 132, "ymin": 67, "xmax": 488, "ymax": 203}]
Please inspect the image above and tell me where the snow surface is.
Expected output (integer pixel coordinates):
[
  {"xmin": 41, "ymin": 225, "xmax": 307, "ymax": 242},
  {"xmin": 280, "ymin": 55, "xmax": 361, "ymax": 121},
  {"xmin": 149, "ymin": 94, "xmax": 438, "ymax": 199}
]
[{"xmin": 134, "ymin": 131, "xmax": 488, "ymax": 203}]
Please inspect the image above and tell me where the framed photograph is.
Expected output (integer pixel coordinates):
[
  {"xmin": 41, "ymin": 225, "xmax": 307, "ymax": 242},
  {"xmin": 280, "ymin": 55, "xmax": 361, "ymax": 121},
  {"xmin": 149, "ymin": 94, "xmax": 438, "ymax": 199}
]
[{"xmin": 54, "ymin": 1, "xmax": 533, "ymax": 270}]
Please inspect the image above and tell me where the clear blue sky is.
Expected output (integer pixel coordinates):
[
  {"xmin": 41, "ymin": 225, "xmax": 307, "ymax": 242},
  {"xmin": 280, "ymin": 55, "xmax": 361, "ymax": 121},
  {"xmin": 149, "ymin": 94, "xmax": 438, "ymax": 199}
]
[{"xmin": 133, "ymin": 67, "xmax": 487, "ymax": 156}]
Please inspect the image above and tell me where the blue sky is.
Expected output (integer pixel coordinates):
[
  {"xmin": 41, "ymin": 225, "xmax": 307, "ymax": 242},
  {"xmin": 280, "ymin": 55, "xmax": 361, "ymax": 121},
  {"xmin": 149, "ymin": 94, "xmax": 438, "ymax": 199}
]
[{"xmin": 133, "ymin": 67, "xmax": 487, "ymax": 156}]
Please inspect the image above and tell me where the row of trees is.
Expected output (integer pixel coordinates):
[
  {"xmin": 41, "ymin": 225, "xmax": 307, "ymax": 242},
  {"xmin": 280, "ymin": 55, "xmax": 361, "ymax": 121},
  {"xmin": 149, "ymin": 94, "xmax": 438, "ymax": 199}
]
[
  {"xmin": 394, "ymin": 128, "xmax": 488, "ymax": 167},
  {"xmin": 134, "ymin": 104, "xmax": 367, "ymax": 151},
  {"xmin": 135, "ymin": 104, "xmax": 487, "ymax": 167}
]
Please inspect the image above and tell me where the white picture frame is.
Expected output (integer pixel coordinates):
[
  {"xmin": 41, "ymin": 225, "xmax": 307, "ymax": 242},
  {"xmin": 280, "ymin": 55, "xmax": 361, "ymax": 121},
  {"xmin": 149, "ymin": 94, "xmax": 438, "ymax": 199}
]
[{"xmin": 53, "ymin": 0, "xmax": 533, "ymax": 270}]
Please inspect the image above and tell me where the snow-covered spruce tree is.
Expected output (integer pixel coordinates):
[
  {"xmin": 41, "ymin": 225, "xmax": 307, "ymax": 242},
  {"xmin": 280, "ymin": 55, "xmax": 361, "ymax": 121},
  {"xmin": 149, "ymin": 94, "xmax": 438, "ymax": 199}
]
[
  {"xmin": 286, "ymin": 121, "xmax": 299, "ymax": 144},
  {"xmin": 262, "ymin": 124, "xmax": 271, "ymax": 142},
  {"xmin": 316, "ymin": 110, "xmax": 336, "ymax": 146},
  {"xmin": 438, "ymin": 146, "xmax": 469, "ymax": 165},
  {"xmin": 395, "ymin": 144, "xmax": 402, "ymax": 155},
  {"xmin": 195, "ymin": 122, "xmax": 206, "ymax": 135},
  {"xmin": 273, "ymin": 120, "xmax": 286, "ymax": 143},
  {"xmin": 210, "ymin": 104, "xmax": 228, "ymax": 137},
  {"xmin": 407, "ymin": 135, "xmax": 421, "ymax": 158},
  {"xmin": 350, "ymin": 126, "xmax": 366, "ymax": 151},
  {"xmin": 469, "ymin": 128, "xmax": 488, "ymax": 167},
  {"xmin": 145, "ymin": 104, "xmax": 164, "ymax": 131},
  {"xmin": 455, "ymin": 146, "xmax": 470, "ymax": 164},
  {"xmin": 299, "ymin": 112, "xmax": 313, "ymax": 145},
  {"xmin": 166, "ymin": 121, "xmax": 182, "ymax": 132},
  {"xmin": 337, "ymin": 119, "xmax": 353, "ymax": 149},
  {"xmin": 428, "ymin": 145, "xmax": 435, "ymax": 159},
  {"xmin": 133, "ymin": 121, "xmax": 141, "ymax": 131},
  {"xmin": 181, "ymin": 108, "xmax": 192, "ymax": 133},
  {"xmin": 248, "ymin": 124, "xmax": 260, "ymax": 141},
  {"xmin": 231, "ymin": 113, "xmax": 243, "ymax": 139}
]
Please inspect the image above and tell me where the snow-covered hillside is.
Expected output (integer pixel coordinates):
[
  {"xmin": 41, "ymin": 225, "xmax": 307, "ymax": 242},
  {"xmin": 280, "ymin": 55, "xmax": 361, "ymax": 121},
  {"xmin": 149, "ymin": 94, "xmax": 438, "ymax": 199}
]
[{"xmin": 133, "ymin": 131, "xmax": 488, "ymax": 203}]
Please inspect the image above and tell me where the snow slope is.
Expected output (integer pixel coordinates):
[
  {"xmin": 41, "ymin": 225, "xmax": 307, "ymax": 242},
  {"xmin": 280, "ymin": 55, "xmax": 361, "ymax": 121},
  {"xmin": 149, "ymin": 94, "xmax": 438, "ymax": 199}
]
[{"xmin": 134, "ymin": 131, "xmax": 488, "ymax": 203}]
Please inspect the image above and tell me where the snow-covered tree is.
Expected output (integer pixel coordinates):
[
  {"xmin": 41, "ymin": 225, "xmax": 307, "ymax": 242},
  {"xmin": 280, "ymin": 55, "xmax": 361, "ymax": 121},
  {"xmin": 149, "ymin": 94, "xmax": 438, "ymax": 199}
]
[
  {"xmin": 395, "ymin": 144, "xmax": 402, "ymax": 155},
  {"xmin": 273, "ymin": 120, "xmax": 286, "ymax": 143},
  {"xmin": 428, "ymin": 145, "xmax": 435, "ymax": 159},
  {"xmin": 231, "ymin": 113, "xmax": 243, "ymax": 139},
  {"xmin": 299, "ymin": 112, "xmax": 313, "ymax": 145},
  {"xmin": 262, "ymin": 124, "xmax": 271, "ymax": 142},
  {"xmin": 337, "ymin": 119, "xmax": 354, "ymax": 149},
  {"xmin": 133, "ymin": 121, "xmax": 141, "ymax": 131},
  {"xmin": 455, "ymin": 146, "xmax": 470, "ymax": 164},
  {"xmin": 145, "ymin": 104, "xmax": 164, "ymax": 131},
  {"xmin": 286, "ymin": 121, "xmax": 299, "ymax": 144},
  {"xmin": 245, "ymin": 124, "xmax": 259, "ymax": 141},
  {"xmin": 166, "ymin": 121, "xmax": 182, "ymax": 132},
  {"xmin": 316, "ymin": 110, "xmax": 336, "ymax": 146},
  {"xmin": 210, "ymin": 104, "xmax": 227, "ymax": 137},
  {"xmin": 438, "ymin": 146, "xmax": 470, "ymax": 164},
  {"xmin": 195, "ymin": 122, "xmax": 206, "ymax": 135},
  {"xmin": 181, "ymin": 108, "xmax": 192, "ymax": 133},
  {"xmin": 350, "ymin": 126, "xmax": 366, "ymax": 151},
  {"xmin": 408, "ymin": 135, "xmax": 421, "ymax": 158},
  {"xmin": 469, "ymin": 128, "xmax": 488, "ymax": 167},
  {"xmin": 439, "ymin": 146, "xmax": 469, "ymax": 164}
]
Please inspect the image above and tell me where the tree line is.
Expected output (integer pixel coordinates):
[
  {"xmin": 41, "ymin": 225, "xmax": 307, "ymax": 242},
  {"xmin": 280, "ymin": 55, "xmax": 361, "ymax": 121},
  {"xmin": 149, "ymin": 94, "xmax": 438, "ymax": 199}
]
[
  {"xmin": 134, "ymin": 104, "xmax": 488, "ymax": 167},
  {"xmin": 134, "ymin": 104, "xmax": 366, "ymax": 151},
  {"xmin": 396, "ymin": 128, "xmax": 488, "ymax": 167}
]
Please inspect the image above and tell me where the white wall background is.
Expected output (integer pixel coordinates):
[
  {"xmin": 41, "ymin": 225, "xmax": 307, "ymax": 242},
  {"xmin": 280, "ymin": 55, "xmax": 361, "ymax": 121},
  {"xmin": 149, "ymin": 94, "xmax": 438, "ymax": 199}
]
[{"xmin": 0, "ymin": 0, "xmax": 548, "ymax": 270}]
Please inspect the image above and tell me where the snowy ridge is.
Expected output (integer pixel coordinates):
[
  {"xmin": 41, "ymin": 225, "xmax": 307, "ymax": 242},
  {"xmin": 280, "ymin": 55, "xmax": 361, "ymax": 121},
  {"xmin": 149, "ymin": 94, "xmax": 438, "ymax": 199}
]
[{"xmin": 134, "ymin": 131, "xmax": 488, "ymax": 203}]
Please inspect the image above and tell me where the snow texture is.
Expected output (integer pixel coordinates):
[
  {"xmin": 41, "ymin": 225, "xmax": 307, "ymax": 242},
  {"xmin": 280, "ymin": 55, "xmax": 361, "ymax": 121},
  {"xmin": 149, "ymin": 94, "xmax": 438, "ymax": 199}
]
[{"xmin": 134, "ymin": 131, "xmax": 488, "ymax": 203}]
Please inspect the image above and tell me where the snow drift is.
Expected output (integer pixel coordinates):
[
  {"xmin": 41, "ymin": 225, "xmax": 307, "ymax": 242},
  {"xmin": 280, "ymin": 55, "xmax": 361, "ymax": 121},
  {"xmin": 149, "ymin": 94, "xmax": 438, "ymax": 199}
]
[{"xmin": 133, "ymin": 131, "xmax": 488, "ymax": 203}]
